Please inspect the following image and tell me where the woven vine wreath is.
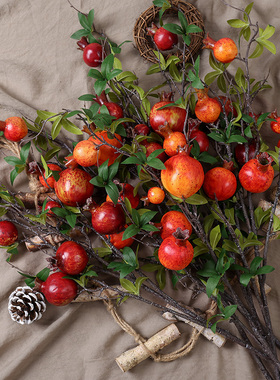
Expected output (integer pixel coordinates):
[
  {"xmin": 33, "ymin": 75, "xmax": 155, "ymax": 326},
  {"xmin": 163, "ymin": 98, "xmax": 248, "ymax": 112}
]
[{"xmin": 133, "ymin": 0, "xmax": 205, "ymax": 64}]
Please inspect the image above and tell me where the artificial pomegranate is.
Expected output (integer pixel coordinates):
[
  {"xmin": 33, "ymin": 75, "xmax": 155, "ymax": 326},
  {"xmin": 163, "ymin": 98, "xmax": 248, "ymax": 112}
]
[
  {"xmin": 160, "ymin": 210, "xmax": 192, "ymax": 240},
  {"xmin": 90, "ymin": 201, "xmax": 126, "ymax": 235},
  {"xmin": 82, "ymin": 42, "xmax": 103, "ymax": 67},
  {"xmin": 234, "ymin": 140, "xmax": 257, "ymax": 166},
  {"xmin": 89, "ymin": 130, "xmax": 122, "ymax": 166},
  {"xmin": 149, "ymin": 92, "xmax": 187, "ymax": 134},
  {"xmin": 270, "ymin": 110, "xmax": 280, "ymax": 134},
  {"xmin": 195, "ymin": 88, "xmax": 222, "ymax": 124},
  {"xmin": 64, "ymin": 154, "xmax": 79, "ymax": 169},
  {"xmin": 147, "ymin": 187, "xmax": 165, "ymax": 204},
  {"xmin": 134, "ymin": 124, "xmax": 150, "ymax": 136},
  {"xmin": 54, "ymin": 168, "xmax": 94, "ymax": 206},
  {"xmin": 44, "ymin": 200, "xmax": 61, "ymax": 216},
  {"xmin": 147, "ymin": 23, "xmax": 178, "ymax": 51},
  {"xmin": 203, "ymin": 166, "xmax": 237, "ymax": 201},
  {"xmin": 140, "ymin": 140, "xmax": 167, "ymax": 163},
  {"xmin": 39, "ymin": 163, "xmax": 62, "ymax": 189},
  {"xmin": 55, "ymin": 241, "xmax": 88, "ymax": 275},
  {"xmin": 105, "ymin": 226, "xmax": 134, "ymax": 250},
  {"xmin": 40, "ymin": 271, "xmax": 78, "ymax": 306},
  {"xmin": 4, "ymin": 116, "xmax": 28, "ymax": 142},
  {"xmin": 239, "ymin": 152, "xmax": 274, "ymax": 193},
  {"xmin": 73, "ymin": 139, "xmax": 98, "ymax": 167},
  {"xmin": 203, "ymin": 33, "xmax": 238, "ymax": 63},
  {"xmin": 0, "ymin": 221, "xmax": 18, "ymax": 246},
  {"xmin": 161, "ymin": 149, "xmax": 204, "ymax": 199},
  {"xmin": 106, "ymin": 183, "xmax": 140, "ymax": 209},
  {"xmin": 189, "ymin": 127, "xmax": 209, "ymax": 152},
  {"xmin": 159, "ymin": 123, "xmax": 187, "ymax": 157},
  {"xmin": 158, "ymin": 229, "xmax": 194, "ymax": 270},
  {"xmin": 95, "ymin": 91, "xmax": 124, "ymax": 120}
]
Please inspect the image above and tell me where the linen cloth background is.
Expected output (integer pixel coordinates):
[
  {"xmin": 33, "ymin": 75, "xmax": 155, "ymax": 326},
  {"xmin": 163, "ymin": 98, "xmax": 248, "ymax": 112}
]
[{"xmin": 0, "ymin": 0, "xmax": 280, "ymax": 379}]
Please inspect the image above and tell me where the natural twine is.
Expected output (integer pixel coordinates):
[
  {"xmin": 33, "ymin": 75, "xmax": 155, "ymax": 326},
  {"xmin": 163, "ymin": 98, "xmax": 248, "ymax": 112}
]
[{"xmin": 104, "ymin": 297, "xmax": 201, "ymax": 362}]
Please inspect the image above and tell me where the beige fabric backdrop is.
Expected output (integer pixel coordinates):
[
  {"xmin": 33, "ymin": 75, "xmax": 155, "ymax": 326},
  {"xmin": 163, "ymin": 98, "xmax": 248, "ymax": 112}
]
[{"xmin": 0, "ymin": 0, "xmax": 280, "ymax": 379}]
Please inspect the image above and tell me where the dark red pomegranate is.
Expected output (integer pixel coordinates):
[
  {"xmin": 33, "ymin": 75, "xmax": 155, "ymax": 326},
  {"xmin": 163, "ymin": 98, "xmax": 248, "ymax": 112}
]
[
  {"xmin": 90, "ymin": 201, "xmax": 126, "ymax": 235},
  {"xmin": 147, "ymin": 23, "xmax": 178, "ymax": 51},
  {"xmin": 234, "ymin": 140, "xmax": 257, "ymax": 166},
  {"xmin": 0, "ymin": 221, "xmax": 18, "ymax": 246},
  {"xmin": 55, "ymin": 241, "xmax": 88, "ymax": 275},
  {"xmin": 40, "ymin": 272, "xmax": 78, "ymax": 306}
]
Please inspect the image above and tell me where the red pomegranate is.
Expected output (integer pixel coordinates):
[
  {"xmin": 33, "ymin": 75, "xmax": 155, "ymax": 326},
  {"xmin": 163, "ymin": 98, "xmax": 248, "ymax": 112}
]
[
  {"xmin": 239, "ymin": 152, "xmax": 274, "ymax": 193},
  {"xmin": 234, "ymin": 140, "xmax": 257, "ymax": 166},
  {"xmin": 40, "ymin": 272, "xmax": 78, "ymax": 306},
  {"xmin": 158, "ymin": 229, "xmax": 194, "ymax": 270},
  {"xmin": 90, "ymin": 201, "xmax": 126, "ymax": 235},
  {"xmin": 54, "ymin": 168, "xmax": 94, "ymax": 206},
  {"xmin": 203, "ymin": 166, "xmax": 237, "ymax": 201},
  {"xmin": 159, "ymin": 123, "xmax": 187, "ymax": 157},
  {"xmin": 149, "ymin": 92, "xmax": 187, "ymax": 134},
  {"xmin": 55, "ymin": 241, "xmax": 88, "ymax": 275},
  {"xmin": 161, "ymin": 149, "xmax": 204, "ymax": 199},
  {"xmin": 203, "ymin": 33, "xmax": 238, "ymax": 63},
  {"xmin": 0, "ymin": 221, "xmax": 18, "ymax": 246},
  {"xmin": 106, "ymin": 183, "xmax": 140, "ymax": 209},
  {"xmin": 95, "ymin": 91, "xmax": 124, "ymax": 120},
  {"xmin": 160, "ymin": 210, "xmax": 192, "ymax": 240},
  {"xmin": 195, "ymin": 88, "xmax": 222, "ymax": 124},
  {"xmin": 147, "ymin": 23, "xmax": 178, "ymax": 51}
]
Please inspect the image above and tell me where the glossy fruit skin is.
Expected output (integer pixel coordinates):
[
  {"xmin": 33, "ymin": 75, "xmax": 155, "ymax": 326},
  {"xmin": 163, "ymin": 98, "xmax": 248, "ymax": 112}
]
[
  {"xmin": 158, "ymin": 235, "xmax": 194, "ymax": 270},
  {"xmin": 270, "ymin": 111, "xmax": 280, "ymax": 133},
  {"xmin": 140, "ymin": 140, "xmax": 167, "ymax": 163},
  {"xmin": 45, "ymin": 201, "xmax": 61, "ymax": 216},
  {"xmin": 234, "ymin": 140, "xmax": 257, "ymax": 166},
  {"xmin": 0, "ymin": 121, "xmax": 6, "ymax": 131},
  {"xmin": 40, "ymin": 272, "xmax": 78, "ymax": 306},
  {"xmin": 147, "ymin": 23, "xmax": 178, "ymax": 51},
  {"xmin": 73, "ymin": 139, "xmax": 98, "ymax": 167},
  {"xmin": 4, "ymin": 117, "xmax": 28, "ymax": 142},
  {"xmin": 149, "ymin": 101, "xmax": 187, "ymax": 134},
  {"xmin": 54, "ymin": 168, "xmax": 94, "ymax": 206},
  {"xmin": 90, "ymin": 201, "xmax": 126, "ymax": 235},
  {"xmin": 0, "ymin": 221, "xmax": 18, "ymax": 246},
  {"xmin": 147, "ymin": 187, "xmax": 165, "ymax": 204},
  {"xmin": 95, "ymin": 91, "xmax": 124, "ymax": 120},
  {"xmin": 161, "ymin": 151, "xmax": 204, "ymax": 199},
  {"xmin": 106, "ymin": 183, "xmax": 140, "ymax": 209},
  {"xmin": 195, "ymin": 88, "xmax": 222, "ymax": 124},
  {"xmin": 203, "ymin": 33, "xmax": 238, "ymax": 64},
  {"xmin": 134, "ymin": 124, "xmax": 150, "ymax": 136},
  {"xmin": 83, "ymin": 43, "xmax": 103, "ymax": 67},
  {"xmin": 160, "ymin": 210, "xmax": 192, "ymax": 240},
  {"xmin": 190, "ymin": 129, "xmax": 209, "ymax": 152},
  {"xmin": 203, "ymin": 167, "xmax": 237, "ymax": 201},
  {"xmin": 159, "ymin": 124, "xmax": 187, "ymax": 157},
  {"xmin": 239, "ymin": 152, "xmax": 274, "ymax": 193},
  {"xmin": 89, "ymin": 131, "xmax": 122, "ymax": 166},
  {"xmin": 56, "ymin": 241, "xmax": 88, "ymax": 275},
  {"xmin": 105, "ymin": 227, "xmax": 134, "ymax": 250},
  {"xmin": 39, "ymin": 163, "xmax": 62, "ymax": 189}
]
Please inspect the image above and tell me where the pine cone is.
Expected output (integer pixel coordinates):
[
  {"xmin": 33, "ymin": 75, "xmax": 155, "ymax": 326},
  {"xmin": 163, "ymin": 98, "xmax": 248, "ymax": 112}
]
[{"xmin": 8, "ymin": 286, "xmax": 47, "ymax": 325}]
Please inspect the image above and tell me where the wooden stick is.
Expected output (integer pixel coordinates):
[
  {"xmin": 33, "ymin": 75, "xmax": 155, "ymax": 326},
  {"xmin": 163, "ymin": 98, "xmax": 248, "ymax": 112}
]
[
  {"xmin": 162, "ymin": 304, "xmax": 226, "ymax": 348},
  {"xmin": 25, "ymin": 234, "xmax": 65, "ymax": 251},
  {"xmin": 115, "ymin": 324, "xmax": 180, "ymax": 372},
  {"xmin": 16, "ymin": 191, "xmax": 58, "ymax": 208}
]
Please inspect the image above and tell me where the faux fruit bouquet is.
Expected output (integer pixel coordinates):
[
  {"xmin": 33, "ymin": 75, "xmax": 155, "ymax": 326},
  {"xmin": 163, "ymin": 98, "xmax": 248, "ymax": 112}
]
[{"xmin": 1, "ymin": 0, "xmax": 280, "ymax": 378}]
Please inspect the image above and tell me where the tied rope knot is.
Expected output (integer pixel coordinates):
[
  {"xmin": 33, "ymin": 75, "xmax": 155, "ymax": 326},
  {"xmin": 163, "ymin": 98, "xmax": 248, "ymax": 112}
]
[{"xmin": 103, "ymin": 295, "xmax": 201, "ymax": 363}]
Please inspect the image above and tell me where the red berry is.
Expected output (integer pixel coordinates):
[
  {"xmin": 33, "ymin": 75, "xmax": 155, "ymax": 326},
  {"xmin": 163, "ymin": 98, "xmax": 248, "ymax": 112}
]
[
  {"xmin": 40, "ymin": 272, "xmax": 78, "ymax": 306},
  {"xmin": 0, "ymin": 221, "xmax": 18, "ymax": 246},
  {"xmin": 56, "ymin": 241, "xmax": 88, "ymax": 275},
  {"xmin": 83, "ymin": 43, "xmax": 103, "ymax": 67},
  {"xmin": 4, "ymin": 117, "xmax": 28, "ymax": 142}
]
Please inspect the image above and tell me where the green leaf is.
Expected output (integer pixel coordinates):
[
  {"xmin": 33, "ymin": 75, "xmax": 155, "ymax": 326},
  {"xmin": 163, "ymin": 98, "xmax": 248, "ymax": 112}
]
[
  {"xmin": 122, "ymin": 224, "xmax": 140, "ymax": 240},
  {"xmin": 88, "ymin": 69, "xmax": 104, "ymax": 80},
  {"xmin": 206, "ymin": 275, "xmax": 221, "ymax": 297},
  {"xmin": 260, "ymin": 24, "xmax": 275, "ymax": 40},
  {"xmin": 37, "ymin": 110, "xmax": 58, "ymax": 121},
  {"xmin": 147, "ymin": 158, "xmax": 166, "ymax": 170},
  {"xmin": 256, "ymin": 38, "xmax": 276, "ymax": 55},
  {"xmin": 134, "ymin": 277, "xmax": 148, "ymax": 295},
  {"xmin": 156, "ymin": 266, "xmax": 166, "ymax": 290},
  {"xmin": 94, "ymin": 80, "xmax": 107, "ymax": 96},
  {"xmin": 122, "ymin": 246, "xmax": 138, "ymax": 268},
  {"xmin": 256, "ymin": 265, "xmax": 275, "ymax": 275},
  {"xmin": 204, "ymin": 71, "xmax": 221, "ymax": 86},
  {"xmin": 87, "ymin": 9, "xmax": 95, "ymax": 26},
  {"xmin": 227, "ymin": 135, "xmax": 248, "ymax": 143},
  {"xmin": 70, "ymin": 29, "xmax": 89, "ymax": 40},
  {"xmin": 240, "ymin": 273, "xmax": 253, "ymax": 287},
  {"xmin": 105, "ymin": 182, "xmax": 119, "ymax": 204},
  {"xmin": 108, "ymin": 262, "xmax": 136, "ymax": 279},
  {"xmin": 20, "ymin": 142, "xmax": 31, "ymax": 162},
  {"xmin": 120, "ymin": 278, "xmax": 137, "ymax": 293},
  {"xmin": 210, "ymin": 225, "xmax": 221, "ymax": 250},
  {"xmin": 249, "ymin": 42, "xmax": 264, "ymax": 59},
  {"xmin": 36, "ymin": 267, "xmax": 50, "ymax": 282},
  {"xmin": 61, "ymin": 118, "xmax": 83, "ymax": 135},
  {"xmin": 184, "ymin": 194, "xmax": 208, "ymax": 205},
  {"xmin": 51, "ymin": 115, "xmax": 63, "ymax": 140},
  {"xmin": 163, "ymin": 23, "xmax": 183, "ymax": 35},
  {"xmin": 223, "ymin": 304, "xmax": 238, "ymax": 319},
  {"xmin": 4, "ymin": 156, "xmax": 24, "ymax": 166},
  {"xmin": 140, "ymin": 210, "xmax": 157, "ymax": 226},
  {"xmin": 227, "ymin": 19, "xmax": 249, "ymax": 28},
  {"xmin": 66, "ymin": 214, "xmax": 77, "ymax": 228}
]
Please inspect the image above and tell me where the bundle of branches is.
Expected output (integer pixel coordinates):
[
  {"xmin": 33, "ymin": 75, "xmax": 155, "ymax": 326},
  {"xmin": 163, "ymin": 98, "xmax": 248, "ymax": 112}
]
[{"xmin": 1, "ymin": 1, "xmax": 280, "ymax": 379}]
